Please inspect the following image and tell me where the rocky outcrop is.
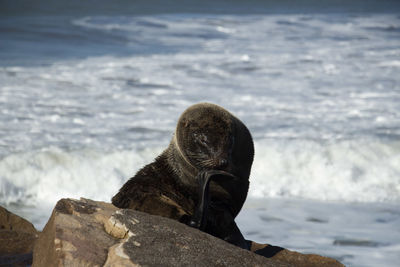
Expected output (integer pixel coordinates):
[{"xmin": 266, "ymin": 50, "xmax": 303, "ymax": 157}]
[
  {"xmin": 0, "ymin": 205, "xmax": 39, "ymax": 266},
  {"xmin": 32, "ymin": 198, "xmax": 343, "ymax": 266},
  {"xmin": 33, "ymin": 198, "xmax": 118, "ymax": 266},
  {"xmin": 249, "ymin": 242, "xmax": 343, "ymax": 267},
  {"xmin": 33, "ymin": 198, "xmax": 287, "ymax": 266}
]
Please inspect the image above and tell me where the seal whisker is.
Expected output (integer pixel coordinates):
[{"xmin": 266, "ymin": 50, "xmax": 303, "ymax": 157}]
[{"xmin": 200, "ymin": 159, "xmax": 217, "ymax": 168}]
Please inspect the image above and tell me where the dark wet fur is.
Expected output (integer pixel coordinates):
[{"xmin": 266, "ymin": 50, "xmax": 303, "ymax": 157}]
[{"xmin": 112, "ymin": 153, "xmax": 196, "ymax": 221}]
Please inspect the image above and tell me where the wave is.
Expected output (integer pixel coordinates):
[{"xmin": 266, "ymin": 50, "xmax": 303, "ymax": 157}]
[
  {"xmin": 1, "ymin": 138, "xmax": 399, "ymax": 208},
  {"xmin": 251, "ymin": 139, "xmax": 400, "ymax": 202},
  {"xmin": 0, "ymin": 146, "xmax": 162, "ymax": 206}
]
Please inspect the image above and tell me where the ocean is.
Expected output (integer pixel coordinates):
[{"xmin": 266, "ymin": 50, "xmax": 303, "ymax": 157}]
[{"xmin": 1, "ymin": 0, "xmax": 400, "ymax": 266}]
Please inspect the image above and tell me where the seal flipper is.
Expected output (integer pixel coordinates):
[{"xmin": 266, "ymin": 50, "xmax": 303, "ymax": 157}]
[
  {"xmin": 188, "ymin": 170, "xmax": 211, "ymax": 229},
  {"xmin": 205, "ymin": 201, "xmax": 249, "ymax": 250},
  {"xmin": 189, "ymin": 170, "xmax": 235, "ymax": 230},
  {"xmin": 189, "ymin": 170, "xmax": 249, "ymax": 250}
]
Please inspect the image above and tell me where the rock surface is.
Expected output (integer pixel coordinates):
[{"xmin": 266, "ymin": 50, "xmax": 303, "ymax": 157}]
[
  {"xmin": 32, "ymin": 198, "xmax": 344, "ymax": 266},
  {"xmin": 0, "ymin": 205, "xmax": 38, "ymax": 266},
  {"xmin": 249, "ymin": 242, "xmax": 343, "ymax": 267},
  {"xmin": 33, "ymin": 198, "xmax": 118, "ymax": 266},
  {"xmin": 102, "ymin": 209, "xmax": 290, "ymax": 267}
]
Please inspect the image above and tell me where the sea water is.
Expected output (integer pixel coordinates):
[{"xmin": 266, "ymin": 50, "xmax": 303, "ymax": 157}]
[{"xmin": 1, "ymin": 1, "xmax": 400, "ymax": 266}]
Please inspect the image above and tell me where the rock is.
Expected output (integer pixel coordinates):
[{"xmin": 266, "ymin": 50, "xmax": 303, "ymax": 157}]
[
  {"xmin": 0, "ymin": 206, "xmax": 37, "ymax": 233},
  {"xmin": 102, "ymin": 209, "xmax": 289, "ymax": 267},
  {"xmin": 0, "ymin": 205, "xmax": 39, "ymax": 266},
  {"xmin": 249, "ymin": 242, "xmax": 344, "ymax": 267},
  {"xmin": 33, "ymin": 198, "xmax": 118, "ymax": 266},
  {"xmin": 33, "ymin": 198, "xmax": 288, "ymax": 266},
  {"xmin": 32, "ymin": 198, "xmax": 343, "ymax": 266}
]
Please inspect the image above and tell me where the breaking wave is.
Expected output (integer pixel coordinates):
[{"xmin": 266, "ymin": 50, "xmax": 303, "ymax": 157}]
[{"xmin": 1, "ymin": 138, "xmax": 399, "ymax": 208}]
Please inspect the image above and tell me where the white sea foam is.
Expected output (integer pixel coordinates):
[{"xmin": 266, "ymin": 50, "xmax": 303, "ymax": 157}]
[
  {"xmin": 251, "ymin": 139, "xmax": 400, "ymax": 202},
  {"xmin": 1, "ymin": 138, "xmax": 399, "ymax": 209},
  {"xmin": 0, "ymin": 147, "xmax": 162, "ymax": 206}
]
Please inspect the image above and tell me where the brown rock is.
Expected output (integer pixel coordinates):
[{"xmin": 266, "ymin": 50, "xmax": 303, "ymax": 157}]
[
  {"xmin": 0, "ymin": 205, "xmax": 37, "ymax": 234},
  {"xmin": 0, "ymin": 205, "xmax": 39, "ymax": 266},
  {"xmin": 249, "ymin": 242, "xmax": 344, "ymax": 267},
  {"xmin": 33, "ymin": 198, "xmax": 288, "ymax": 266},
  {"xmin": 0, "ymin": 230, "xmax": 37, "ymax": 254},
  {"xmin": 33, "ymin": 198, "xmax": 118, "ymax": 267},
  {"xmin": 32, "ymin": 198, "xmax": 343, "ymax": 267},
  {"xmin": 103, "ymin": 209, "xmax": 289, "ymax": 267}
]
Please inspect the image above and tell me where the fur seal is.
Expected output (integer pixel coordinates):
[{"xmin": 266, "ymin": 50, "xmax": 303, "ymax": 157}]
[{"xmin": 112, "ymin": 102, "xmax": 254, "ymax": 248}]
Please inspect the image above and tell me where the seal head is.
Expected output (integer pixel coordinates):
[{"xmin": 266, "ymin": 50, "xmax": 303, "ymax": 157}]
[{"xmin": 166, "ymin": 103, "xmax": 254, "ymax": 217}]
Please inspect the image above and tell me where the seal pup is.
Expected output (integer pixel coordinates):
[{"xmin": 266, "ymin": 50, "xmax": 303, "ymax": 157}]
[{"xmin": 112, "ymin": 102, "xmax": 254, "ymax": 249}]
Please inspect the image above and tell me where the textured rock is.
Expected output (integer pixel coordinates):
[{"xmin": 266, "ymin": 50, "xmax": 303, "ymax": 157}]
[
  {"xmin": 0, "ymin": 206, "xmax": 37, "ymax": 233},
  {"xmin": 33, "ymin": 198, "xmax": 289, "ymax": 266},
  {"xmin": 249, "ymin": 242, "xmax": 344, "ymax": 267},
  {"xmin": 102, "ymin": 209, "xmax": 288, "ymax": 267},
  {"xmin": 32, "ymin": 198, "xmax": 343, "ymax": 266},
  {"xmin": 0, "ymin": 205, "xmax": 38, "ymax": 266},
  {"xmin": 33, "ymin": 198, "xmax": 118, "ymax": 266}
]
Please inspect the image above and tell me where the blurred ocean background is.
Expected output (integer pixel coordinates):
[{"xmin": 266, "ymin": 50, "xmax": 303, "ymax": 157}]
[{"xmin": 1, "ymin": 0, "xmax": 400, "ymax": 266}]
